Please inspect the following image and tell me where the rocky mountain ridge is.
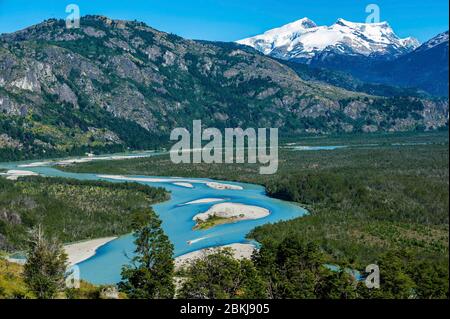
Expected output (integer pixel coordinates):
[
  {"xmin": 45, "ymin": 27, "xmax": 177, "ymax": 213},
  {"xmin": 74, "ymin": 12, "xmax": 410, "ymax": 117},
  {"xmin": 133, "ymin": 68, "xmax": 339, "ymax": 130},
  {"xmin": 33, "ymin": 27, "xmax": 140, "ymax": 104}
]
[{"xmin": 0, "ymin": 16, "xmax": 448, "ymax": 160}]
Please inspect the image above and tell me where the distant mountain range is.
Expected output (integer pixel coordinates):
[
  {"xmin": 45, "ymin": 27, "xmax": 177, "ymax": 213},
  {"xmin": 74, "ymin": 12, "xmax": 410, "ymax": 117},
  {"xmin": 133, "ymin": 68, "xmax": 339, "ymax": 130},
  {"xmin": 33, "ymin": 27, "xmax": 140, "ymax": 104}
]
[
  {"xmin": 365, "ymin": 31, "xmax": 449, "ymax": 97},
  {"xmin": 238, "ymin": 18, "xmax": 448, "ymax": 96},
  {"xmin": 0, "ymin": 16, "xmax": 448, "ymax": 160},
  {"xmin": 238, "ymin": 18, "xmax": 419, "ymax": 61}
]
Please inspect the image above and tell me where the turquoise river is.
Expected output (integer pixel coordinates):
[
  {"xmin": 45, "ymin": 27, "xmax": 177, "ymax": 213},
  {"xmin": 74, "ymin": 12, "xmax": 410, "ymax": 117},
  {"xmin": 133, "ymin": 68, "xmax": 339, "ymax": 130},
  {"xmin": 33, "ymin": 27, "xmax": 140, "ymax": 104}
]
[{"xmin": 0, "ymin": 152, "xmax": 309, "ymax": 284}]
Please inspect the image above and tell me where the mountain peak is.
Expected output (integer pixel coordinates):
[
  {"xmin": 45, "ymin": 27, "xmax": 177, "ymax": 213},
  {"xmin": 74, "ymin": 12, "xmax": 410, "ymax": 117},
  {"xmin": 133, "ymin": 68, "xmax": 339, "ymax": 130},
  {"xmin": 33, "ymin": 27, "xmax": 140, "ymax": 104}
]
[
  {"xmin": 334, "ymin": 18, "xmax": 355, "ymax": 26},
  {"xmin": 415, "ymin": 30, "xmax": 449, "ymax": 52},
  {"xmin": 237, "ymin": 17, "xmax": 418, "ymax": 60},
  {"xmin": 262, "ymin": 17, "xmax": 317, "ymax": 35},
  {"xmin": 335, "ymin": 18, "xmax": 390, "ymax": 28},
  {"xmin": 401, "ymin": 36, "xmax": 421, "ymax": 49},
  {"xmin": 292, "ymin": 17, "xmax": 317, "ymax": 29}
]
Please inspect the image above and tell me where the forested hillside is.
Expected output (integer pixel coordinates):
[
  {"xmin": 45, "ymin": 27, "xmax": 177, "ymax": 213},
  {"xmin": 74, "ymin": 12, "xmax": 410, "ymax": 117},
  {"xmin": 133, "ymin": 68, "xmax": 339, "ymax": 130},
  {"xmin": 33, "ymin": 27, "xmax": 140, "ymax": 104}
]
[
  {"xmin": 0, "ymin": 16, "xmax": 448, "ymax": 161},
  {"xmin": 0, "ymin": 176, "xmax": 168, "ymax": 251}
]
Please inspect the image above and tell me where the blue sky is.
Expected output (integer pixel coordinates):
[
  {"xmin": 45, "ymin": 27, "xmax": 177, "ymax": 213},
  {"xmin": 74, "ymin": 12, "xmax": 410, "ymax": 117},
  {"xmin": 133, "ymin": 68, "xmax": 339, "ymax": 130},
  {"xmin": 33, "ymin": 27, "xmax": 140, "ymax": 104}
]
[{"xmin": 0, "ymin": 0, "xmax": 448, "ymax": 42}]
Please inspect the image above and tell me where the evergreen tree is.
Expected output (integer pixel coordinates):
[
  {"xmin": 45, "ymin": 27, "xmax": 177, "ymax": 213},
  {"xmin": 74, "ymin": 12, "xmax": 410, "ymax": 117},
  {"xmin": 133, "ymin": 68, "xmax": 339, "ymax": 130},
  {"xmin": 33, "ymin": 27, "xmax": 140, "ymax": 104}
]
[
  {"xmin": 408, "ymin": 259, "xmax": 449, "ymax": 299},
  {"xmin": 317, "ymin": 269, "xmax": 358, "ymax": 299},
  {"xmin": 254, "ymin": 238, "xmax": 324, "ymax": 298},
  {"xmin": 178, "ymin": 248, "xmax": 267, "ymax": 299},
  {"xmin": 356, "ymin": 250, "xmax": 417, "ymax": 299},
  {"xmin": 23, "ymin": 225, "xmax": 68, "ymax": 299},
  {"xmin": 119, "ymin": 208, "xmax": 175, "ymax": 299},
  {"xmin": 253, "ymin": 237, "xmax": 361, "ymax": 299}
]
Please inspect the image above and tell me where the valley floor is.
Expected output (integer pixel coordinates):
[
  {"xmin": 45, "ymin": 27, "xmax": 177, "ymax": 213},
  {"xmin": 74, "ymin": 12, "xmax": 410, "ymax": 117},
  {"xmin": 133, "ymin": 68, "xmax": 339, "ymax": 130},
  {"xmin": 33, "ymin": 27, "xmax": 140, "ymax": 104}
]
[
  {"xmin": 60, "ymin": 131, "xmax": 449, "ymax": 268},
  {"xmin": 1, "ymin": 130, "xmax": 448, "ymax": 298}
]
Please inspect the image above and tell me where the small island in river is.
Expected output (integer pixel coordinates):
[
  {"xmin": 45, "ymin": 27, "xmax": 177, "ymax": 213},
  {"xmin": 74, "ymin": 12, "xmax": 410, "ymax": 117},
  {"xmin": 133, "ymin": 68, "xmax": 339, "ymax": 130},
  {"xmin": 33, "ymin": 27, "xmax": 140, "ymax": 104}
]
[{"xmin": 193, "ymin": 202, "xmax": 270, "ymax": 230}]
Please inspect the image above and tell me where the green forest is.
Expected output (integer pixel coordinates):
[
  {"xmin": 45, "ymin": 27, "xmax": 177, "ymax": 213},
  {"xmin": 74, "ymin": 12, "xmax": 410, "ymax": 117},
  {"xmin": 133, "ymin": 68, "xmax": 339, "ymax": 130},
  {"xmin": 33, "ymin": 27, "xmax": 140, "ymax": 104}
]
[
  {"xmin": 1, "ymin": 131, "xmax": 448, "ymax": 299},
  {"xmin": 0, "ymin": 176, "xmax": 168, "ymax": 251},
  {"xmin": 60, "ymin": 131, "xmax": 449, "ymax": 298}
]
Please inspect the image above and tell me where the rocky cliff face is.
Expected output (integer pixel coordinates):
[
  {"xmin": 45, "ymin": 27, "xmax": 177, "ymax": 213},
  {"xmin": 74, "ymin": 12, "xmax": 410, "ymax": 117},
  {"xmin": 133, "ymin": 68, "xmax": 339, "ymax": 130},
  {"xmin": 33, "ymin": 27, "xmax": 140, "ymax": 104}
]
[{"xmin": 0, "ymin": 16, "xmax": 448, "ymax": 160}]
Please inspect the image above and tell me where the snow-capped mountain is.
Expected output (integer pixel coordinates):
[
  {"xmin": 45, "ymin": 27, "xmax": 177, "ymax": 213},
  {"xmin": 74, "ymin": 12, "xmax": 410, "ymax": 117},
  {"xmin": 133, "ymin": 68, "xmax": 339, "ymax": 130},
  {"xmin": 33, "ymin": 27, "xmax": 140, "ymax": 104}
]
[
  {"xmin": 237, "ymin": 18, "xmax": 447, "ymax": 96},
  {"xmin": 379, "ymin": 30, "xmax": 449, "ymax": 96},
  {"xmin": 237, "ymin": 18, "xmax": 420, "ymax": 61},
  {"xmin": 414, "ymin": 30, "xmax": 448, "ymax": 53}
]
